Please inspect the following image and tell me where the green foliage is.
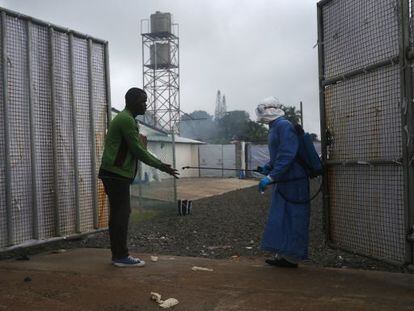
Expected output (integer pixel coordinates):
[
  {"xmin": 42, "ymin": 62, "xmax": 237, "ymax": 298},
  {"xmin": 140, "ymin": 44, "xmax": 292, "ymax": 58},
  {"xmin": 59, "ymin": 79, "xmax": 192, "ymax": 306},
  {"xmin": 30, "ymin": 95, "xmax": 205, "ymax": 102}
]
[
  {"xmin": 280, "ymin": 105, "xmax": 301, "ymax": 124},
  {"xmin": 246, "ymin": 121, "xmax": 268, "ymax": 143},
  {"xmin": 216, "ymin": 111, "xmax": 250, "ymax": 142}
]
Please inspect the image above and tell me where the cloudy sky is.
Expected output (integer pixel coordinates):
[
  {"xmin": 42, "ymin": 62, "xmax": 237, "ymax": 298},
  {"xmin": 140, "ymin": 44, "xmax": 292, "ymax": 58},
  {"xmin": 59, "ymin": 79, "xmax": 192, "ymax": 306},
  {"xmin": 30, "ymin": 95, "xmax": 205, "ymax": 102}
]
[{"xmin": 0, "ymin": 0, "xmax": 320, "ymax": 134}]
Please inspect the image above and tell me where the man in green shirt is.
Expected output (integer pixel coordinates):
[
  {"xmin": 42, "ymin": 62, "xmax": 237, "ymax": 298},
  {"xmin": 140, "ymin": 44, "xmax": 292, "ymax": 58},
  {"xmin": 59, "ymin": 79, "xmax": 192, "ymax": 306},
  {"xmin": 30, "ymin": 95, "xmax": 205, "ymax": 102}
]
[{"xmin": 99, "ymin": 87, "xmax": 179, "ymax": 267}]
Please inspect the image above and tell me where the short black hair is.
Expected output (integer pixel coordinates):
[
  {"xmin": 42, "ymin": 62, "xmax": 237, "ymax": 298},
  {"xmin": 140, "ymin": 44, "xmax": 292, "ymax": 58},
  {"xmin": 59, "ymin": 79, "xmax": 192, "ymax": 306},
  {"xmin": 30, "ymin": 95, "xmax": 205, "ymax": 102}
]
[{"xmin": 125, "ymin": 87, "xmax": 147, "ymax": 106}]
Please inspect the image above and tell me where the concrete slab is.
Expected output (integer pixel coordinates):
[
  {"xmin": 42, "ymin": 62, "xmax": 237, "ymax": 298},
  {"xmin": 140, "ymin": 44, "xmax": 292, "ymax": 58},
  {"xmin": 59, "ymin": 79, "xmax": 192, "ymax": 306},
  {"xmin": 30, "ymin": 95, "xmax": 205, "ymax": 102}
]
[{"xmin": 0, "ymin": 248, "xmax": 413, "ymax": 311}]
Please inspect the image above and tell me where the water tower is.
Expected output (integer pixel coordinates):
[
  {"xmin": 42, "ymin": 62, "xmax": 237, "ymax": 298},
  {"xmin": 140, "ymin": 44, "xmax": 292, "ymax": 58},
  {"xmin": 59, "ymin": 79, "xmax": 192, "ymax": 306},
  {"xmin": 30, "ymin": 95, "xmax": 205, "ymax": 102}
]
[{"xmin": 141, "ymin": 12, "xmax": 180, "ymax": 133}]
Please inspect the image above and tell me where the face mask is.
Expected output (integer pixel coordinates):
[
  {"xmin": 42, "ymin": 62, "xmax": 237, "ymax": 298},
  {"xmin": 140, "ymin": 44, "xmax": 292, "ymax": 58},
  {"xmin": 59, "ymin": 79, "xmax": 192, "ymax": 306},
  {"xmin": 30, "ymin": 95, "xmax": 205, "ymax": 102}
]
[{"xmin": 255, "ymin": 104, "xmax": 285, "ymax": 124}]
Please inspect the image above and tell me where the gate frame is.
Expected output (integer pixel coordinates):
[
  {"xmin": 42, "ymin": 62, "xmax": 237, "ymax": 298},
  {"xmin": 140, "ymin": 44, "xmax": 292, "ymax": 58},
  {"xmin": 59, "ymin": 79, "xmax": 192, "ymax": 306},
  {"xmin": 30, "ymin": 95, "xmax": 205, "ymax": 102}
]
[
  {"xmin": 317, "ymin": 0, "xmax": 414, "ymax": 265},
  {"xmin": 401, "ymin": 0, "xmax": 414, "ymax": 265}
]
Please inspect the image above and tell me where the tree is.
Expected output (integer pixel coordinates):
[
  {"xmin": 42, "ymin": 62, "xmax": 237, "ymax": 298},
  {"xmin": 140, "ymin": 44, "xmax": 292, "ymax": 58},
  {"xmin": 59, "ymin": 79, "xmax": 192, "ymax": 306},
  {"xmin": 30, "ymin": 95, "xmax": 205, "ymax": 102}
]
[
  {"xmin": 245, "ymin": 121, "xmax": 268, "ymax": 143},
  {"xmin": 215, "ymin": 110, "xmax": 250, "ymax": 143},
  {"xmin": 180, "ymin": 103, "xmax": 305, "ymax": 144},
  {"xmin": 279, "ymin": 105, "xmax": 301, "ymax": 125}
]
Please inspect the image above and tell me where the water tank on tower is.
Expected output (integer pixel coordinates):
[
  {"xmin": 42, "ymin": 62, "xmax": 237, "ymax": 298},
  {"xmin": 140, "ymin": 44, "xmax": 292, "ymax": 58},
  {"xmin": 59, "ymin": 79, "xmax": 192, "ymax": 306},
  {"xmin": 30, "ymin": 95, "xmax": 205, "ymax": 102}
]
[
  {"xmin": 150, "ymin": 43, "xmax": 171, "ymax": 67},
  {"xmin": 150, "ymin": 11, "xmax": 172, "ymax": 34}
]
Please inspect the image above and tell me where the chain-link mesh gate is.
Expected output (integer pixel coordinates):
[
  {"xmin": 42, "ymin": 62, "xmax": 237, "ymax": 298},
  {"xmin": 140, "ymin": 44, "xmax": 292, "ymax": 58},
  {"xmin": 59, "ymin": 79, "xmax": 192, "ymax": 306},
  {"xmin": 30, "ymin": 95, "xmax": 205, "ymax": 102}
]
[
  {"xmin": 0, "ymin": 7, "xmax": 111, "ymax": 250},
  {"xmin": 318, "ymin": 0, "xmax": 414, "ymax": 265}
]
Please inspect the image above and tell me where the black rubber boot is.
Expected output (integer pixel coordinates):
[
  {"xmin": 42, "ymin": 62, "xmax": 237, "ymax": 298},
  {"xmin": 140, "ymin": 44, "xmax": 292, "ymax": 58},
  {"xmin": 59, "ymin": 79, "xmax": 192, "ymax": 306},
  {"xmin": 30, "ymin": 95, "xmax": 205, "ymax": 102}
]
[{"xmin": 265, "ymin": 257, "xmax": 298, "ymax": 268}]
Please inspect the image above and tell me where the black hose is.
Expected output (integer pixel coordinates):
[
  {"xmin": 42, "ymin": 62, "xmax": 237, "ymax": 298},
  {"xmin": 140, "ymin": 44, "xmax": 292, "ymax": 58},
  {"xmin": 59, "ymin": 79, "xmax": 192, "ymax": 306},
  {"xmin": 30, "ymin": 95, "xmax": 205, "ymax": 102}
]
[{"xmin": 276, "ymin": 178, "xmax": 323, "ymax": 204}]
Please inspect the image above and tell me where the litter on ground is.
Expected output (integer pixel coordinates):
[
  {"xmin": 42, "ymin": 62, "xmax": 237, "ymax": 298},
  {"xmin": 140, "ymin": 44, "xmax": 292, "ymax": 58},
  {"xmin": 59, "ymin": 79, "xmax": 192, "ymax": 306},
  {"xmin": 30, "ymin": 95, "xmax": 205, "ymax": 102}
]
[
  {"xmin": 191, "ymin": 266, "xmax": 213, "ymax": 272},
  {"xmin": 150, "ymin": 292, "xmax": 179, "ymax": 309}
]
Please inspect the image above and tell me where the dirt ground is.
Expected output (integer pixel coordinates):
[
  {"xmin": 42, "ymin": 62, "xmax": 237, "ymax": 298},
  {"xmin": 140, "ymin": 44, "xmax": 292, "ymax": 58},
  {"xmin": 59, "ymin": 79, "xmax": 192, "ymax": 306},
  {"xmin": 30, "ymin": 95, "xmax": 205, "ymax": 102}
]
[
  {"xmin": 0, "ymin": 248, "xmax": 413, "ymax": 311},
  {"xmin": 1, "ymin": 177, "xmax": 414, "ymax": 310},
  {"xmin": 77, "ymin": 179, "xmax": 408, "ymax": 273},
  {"xmin": 1, "ymin": 178, "xmax": 408, "ymax": 272}
]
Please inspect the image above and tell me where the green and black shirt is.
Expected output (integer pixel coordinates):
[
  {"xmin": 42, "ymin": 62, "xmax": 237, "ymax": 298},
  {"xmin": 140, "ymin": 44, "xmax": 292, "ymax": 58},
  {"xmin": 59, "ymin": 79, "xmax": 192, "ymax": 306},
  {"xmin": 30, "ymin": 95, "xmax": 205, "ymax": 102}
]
[{"xmin": 99, "ymin": 109, "xmax": 163, "ymax": 180}]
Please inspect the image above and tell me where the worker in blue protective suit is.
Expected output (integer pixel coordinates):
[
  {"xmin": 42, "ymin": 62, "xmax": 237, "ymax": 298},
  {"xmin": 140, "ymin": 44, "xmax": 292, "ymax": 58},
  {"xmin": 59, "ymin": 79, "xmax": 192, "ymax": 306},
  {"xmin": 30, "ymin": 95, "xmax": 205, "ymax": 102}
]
[{"xmin": 256, "ymin": 97, "xmax": 310, "ymax": 268}]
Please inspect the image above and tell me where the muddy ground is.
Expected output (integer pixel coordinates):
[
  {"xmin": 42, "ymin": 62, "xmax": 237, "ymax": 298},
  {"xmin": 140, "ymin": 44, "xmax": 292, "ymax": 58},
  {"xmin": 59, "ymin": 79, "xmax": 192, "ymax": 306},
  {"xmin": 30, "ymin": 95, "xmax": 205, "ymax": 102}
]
[{"xmin": 5, "ymin": 180, "xmax": 408, "ymax": 274}]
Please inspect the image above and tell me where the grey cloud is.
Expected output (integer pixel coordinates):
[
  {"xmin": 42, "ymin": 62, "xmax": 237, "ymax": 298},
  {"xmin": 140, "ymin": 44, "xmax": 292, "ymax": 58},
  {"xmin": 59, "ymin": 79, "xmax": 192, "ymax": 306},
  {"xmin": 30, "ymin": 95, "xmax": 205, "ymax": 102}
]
[{"xmin": 1, "ymin": 0, "xmax": 320, "ymax": 134}]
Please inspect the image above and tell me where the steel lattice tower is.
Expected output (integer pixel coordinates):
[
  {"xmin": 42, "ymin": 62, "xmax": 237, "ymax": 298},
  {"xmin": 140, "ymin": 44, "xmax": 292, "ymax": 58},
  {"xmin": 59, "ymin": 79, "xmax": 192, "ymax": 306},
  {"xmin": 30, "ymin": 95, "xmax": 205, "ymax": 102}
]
[{"xmin": 141, "ymin": 16, "xmax": 180, "ymax": 133}]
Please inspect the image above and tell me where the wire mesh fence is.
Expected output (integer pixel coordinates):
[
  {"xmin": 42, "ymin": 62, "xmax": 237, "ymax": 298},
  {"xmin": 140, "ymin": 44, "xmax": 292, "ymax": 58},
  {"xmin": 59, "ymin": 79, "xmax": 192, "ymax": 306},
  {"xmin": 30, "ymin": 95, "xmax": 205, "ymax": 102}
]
[
  {"xmin": 7, "ymin": 15, "xmax": 33, "ymax": 245},
  {"xmin": 0, "ymin": 13, "xmax": 6, "ymax": 248},
  {"xmin": 318, "ymin": 0, "xmax": 412, "ymax": 265},
  {"xmin": 324, "ymin": 64, "xmax": 402, "ymax": 162},
  {"xmin": 130, "ymin": 131, "xmax": 177, "ymax": 210},
  {"xmin": 0, "ymin": 8, "xmax": 110, "ymax": 250},
  {"xmin": 31, "ymin": 23, "xmax": 55, "ymax": 240},
  {"xmin": 327, "ymin": 165, "xmax": 406, "ymax": 263},
  {"xmin": 322, "ymin": 0, "xmax": 400, "ymax": 80}
]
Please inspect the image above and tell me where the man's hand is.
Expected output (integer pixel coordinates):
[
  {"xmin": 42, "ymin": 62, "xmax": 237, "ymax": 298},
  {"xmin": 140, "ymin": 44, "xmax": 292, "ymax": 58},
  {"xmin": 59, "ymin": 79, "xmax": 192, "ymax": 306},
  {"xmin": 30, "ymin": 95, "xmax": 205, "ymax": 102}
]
[
  {"xmin": 258, "ymin": 176, "xmax": 273, "ymax": 193},
  {"xmin": 257, "ymin": 163, "xmax": 272, "ymax": 175},
  {"xmin": 161, "ymin": 163, "xmax": 180, "ymax": 179}
]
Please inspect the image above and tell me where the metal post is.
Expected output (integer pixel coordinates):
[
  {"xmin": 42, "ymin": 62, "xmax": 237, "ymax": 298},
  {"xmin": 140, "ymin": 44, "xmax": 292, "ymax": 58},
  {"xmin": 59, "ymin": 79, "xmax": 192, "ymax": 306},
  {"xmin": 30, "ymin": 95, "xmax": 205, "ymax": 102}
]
[
  {"xmin": 87, "ymin": 38, "xmax": 98, "ymax": 229},
  {"xmin": 69, "ymin": 33, "xmax": 81, "ymax": 233},
  {"xmin": 168, "ymin": 43, "xmax": 178, "ymax": 203},
  {"xmin": 300, "ymin": 101, "xmax": 303, "ymax": 126},
  {"xmin": 104, "ymin": 42, "xmax": 112, "ymax": 129},
  {"xmin": 103, "ymin": 41, "xmax": 112, "ymax": 224},
  {"xmin": 171, "ymin": 131, "xmax": 177, "ymax": 202},
  {"xmin": 317, "ymin": 3, "xmax": 330, "ymax": 243},
  {"xmin": 399, "ymin": 0, "xmax": 414, "ymax": 264},
  {"xmin": 49, "ymin": 27, "xmax": 61, "ymax": 236},
  {"xmin": 177, "ymin": 33, "xmax": 181, "ymax": 136},
  {"xmin": 139, "ymin": 35, "xmax": 145, "ymax": 208},
  {"xmin": 198, "ymin": 146, "xmax": 201, "ymax": 177},
  {"xmin": 27, "ymin": 20, "xmax": 38, "ymax": 239},
  {"xmin": 153, "ymin": 42, "xmax": 157, "ymax": 127},
  {"xmin": 2, "ymin": 11, "xmax": 13, "ymax": 245},
  {"xmin": 221, "ymin": 145, "xmax": 224, "ymax": 177}
]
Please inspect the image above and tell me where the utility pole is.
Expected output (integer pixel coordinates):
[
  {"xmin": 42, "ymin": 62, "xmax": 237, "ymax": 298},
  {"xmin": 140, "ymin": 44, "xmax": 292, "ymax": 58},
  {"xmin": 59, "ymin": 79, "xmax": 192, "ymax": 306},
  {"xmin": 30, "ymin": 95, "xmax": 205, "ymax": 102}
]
[{"xmin": 300, "ymin": 101, "xmax": 303, "ymax": 126}]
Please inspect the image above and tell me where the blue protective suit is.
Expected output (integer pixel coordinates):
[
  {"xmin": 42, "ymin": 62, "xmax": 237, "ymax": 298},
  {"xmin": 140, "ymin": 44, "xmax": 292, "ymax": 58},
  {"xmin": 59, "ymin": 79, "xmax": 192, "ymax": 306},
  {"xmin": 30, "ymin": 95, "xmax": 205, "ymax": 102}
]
[{"xmin": 261, "ymin": 117, "xmax": 310, "ymax": 260}]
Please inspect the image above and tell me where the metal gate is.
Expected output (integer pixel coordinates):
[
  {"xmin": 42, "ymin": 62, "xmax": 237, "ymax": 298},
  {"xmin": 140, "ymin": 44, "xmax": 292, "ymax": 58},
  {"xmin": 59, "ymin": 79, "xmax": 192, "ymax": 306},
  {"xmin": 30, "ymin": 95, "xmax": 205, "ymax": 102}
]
[
  {"xmin": 0, "ymin": 7, "xmax": 111, "ymax": 250},
  {"xmin": 318, "ymin": 0, "xmax": 414, "ymax": 265},
  {"xmin": 199, "ymin": 144, "xmax": 237, "ymax": 177}
]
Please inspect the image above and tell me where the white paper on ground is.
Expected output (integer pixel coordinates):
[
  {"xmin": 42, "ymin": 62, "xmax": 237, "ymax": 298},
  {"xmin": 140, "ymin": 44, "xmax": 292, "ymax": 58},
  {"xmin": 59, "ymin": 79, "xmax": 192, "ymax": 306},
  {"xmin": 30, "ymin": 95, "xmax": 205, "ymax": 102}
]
[
  {"xmin": 150, "ymin": 292, "xmax": 179, "ymax": 309},
  {"xmin": 150, "ymin": 292, "xmax": 163, "ymax": 304},
  {"xmin": 191, "ymin": 266, "xmax": 213, "ymax": 272},
  {"xmin": 159, "ymin": 298, "xmax": 179, "ymax": 309}
]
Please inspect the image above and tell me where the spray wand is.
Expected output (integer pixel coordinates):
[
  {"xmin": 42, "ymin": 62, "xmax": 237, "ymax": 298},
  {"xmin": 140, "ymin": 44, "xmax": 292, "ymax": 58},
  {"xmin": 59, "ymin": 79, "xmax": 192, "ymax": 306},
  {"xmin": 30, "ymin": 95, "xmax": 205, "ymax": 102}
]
[{"xmin": 181, "ymin": 166, "xmax": 259, "ymax": 172}]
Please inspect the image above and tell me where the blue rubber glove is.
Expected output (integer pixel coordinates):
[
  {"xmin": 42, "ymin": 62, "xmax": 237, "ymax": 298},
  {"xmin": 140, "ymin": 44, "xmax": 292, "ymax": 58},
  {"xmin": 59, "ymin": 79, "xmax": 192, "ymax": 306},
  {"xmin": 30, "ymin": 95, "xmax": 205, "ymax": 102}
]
[
  {"xmin": 257, "ymin": 163, "xmax": 272, "ymax": 175},
  {"xmin": 258, "ymin": 176, "xmax": 273, "ymax": 193}
]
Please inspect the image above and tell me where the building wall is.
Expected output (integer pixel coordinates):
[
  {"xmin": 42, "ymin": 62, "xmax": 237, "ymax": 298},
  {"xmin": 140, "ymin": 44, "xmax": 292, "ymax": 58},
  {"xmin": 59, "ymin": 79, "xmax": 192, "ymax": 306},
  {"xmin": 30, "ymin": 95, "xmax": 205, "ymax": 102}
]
[
  {"xmin": 138, "ymin": 141, "xmax": 200, "ymax": 182},
  {"xmin": 175, "ymin": 143, "xmax": 199, "ymax": 178}
]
